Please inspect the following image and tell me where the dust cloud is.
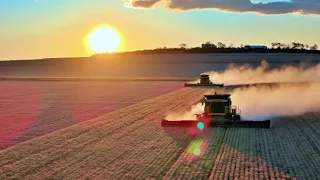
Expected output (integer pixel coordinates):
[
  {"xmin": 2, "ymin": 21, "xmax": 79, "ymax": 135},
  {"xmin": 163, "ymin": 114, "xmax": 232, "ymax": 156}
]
[
  {"xmin": 231, "ymin": 83, "xmax": 320, "ymax": 120},
  {"xmin": 168, "ymin": 61, "xmax": 320, "ymax": 121},
  {"xmin": 165, "ymin": 103, "xmax": 204, "ymax": 120},
  {"xmin": 225, "ymin": 61, "xmax": 320, "ymax": 120},
  {"xmin": 205, "ymin": 60, "xmax": 320, "ymax": 85}
]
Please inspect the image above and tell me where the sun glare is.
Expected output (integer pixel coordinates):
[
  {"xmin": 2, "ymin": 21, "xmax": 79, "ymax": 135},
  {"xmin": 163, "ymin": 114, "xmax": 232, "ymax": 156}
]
[{"xmin": 88, "ymin": 26, "xmax": 121, "ymax": 53}]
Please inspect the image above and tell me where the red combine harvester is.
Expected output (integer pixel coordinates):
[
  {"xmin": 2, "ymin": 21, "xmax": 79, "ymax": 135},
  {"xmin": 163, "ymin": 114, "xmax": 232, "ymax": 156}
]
[
  {"xmin": 161, "ymin": 92, "xmax": 270, "ymax": 128},
  {"xmin": 184, "ymin": 74, "xmax": 224, "ymax": 87}
]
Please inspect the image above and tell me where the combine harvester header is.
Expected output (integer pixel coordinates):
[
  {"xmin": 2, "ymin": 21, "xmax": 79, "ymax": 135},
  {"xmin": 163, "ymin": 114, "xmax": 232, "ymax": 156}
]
[
  {"xmin": 162, "ymin": 92, "xmax": 270, "ymax": 128},
  {"xmin": 185, "ymin": 74, "xmax": 224, "ymax": 87}
]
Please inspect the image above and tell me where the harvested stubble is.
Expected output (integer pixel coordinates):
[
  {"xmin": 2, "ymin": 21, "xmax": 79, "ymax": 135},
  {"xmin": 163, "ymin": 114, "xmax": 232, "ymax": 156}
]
[
  {"xmin": 0, "ymin": 87, "xmax": 319, "ymax": 180},
  {"xmin": 0, "ymin": 81, "xmax": 182, "ymax": 149}
]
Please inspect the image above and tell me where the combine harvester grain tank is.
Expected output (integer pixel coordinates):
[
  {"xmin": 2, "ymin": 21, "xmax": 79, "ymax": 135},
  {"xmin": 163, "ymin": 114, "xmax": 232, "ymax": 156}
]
[{"xmin": 162, "ymin": 92, "xmax": 270, "ymax": 128}]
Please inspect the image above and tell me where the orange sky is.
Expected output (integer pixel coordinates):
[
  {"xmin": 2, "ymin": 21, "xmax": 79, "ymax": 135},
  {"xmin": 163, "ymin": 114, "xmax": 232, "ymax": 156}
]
[{"xmin": 0, "ymin": 0, "xmax": 319, "ymax": 60}]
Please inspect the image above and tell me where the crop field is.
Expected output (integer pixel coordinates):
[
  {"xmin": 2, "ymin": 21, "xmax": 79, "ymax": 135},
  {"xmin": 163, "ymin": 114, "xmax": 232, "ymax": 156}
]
[
  {"xmin": 0, "ymin": 86, "xmax": 319, "ymax": 179},
  {"xmin": 0, "ymin": 80, "xmax": 183, "ymax": 150},
  {"xmin": 2, "ymin": 54, "xmax": 320, "ymax": 78}
]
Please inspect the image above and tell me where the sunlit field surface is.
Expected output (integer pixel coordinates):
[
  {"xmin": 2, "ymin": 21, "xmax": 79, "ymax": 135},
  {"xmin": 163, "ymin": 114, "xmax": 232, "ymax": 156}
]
[
  {"xmin": 0, "ymin": 54, "xmax": 320, "ymax": 179},
  {"xmin": 0, "ymin": 87, "xmax": 319, "ymax": 179},
  {"xmin": 0, "ymin": 81, "xmax": 182, "ymax": 149}
]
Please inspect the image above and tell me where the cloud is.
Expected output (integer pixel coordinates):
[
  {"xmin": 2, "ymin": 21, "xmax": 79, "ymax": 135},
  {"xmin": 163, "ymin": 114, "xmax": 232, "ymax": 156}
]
[
  {"xmin": 124, "ymin": 0, "xmax": 320, "ymax": 16},
  {"xmin": 130, "ymin": 0, "xmax": 160, "ymax": 7}
]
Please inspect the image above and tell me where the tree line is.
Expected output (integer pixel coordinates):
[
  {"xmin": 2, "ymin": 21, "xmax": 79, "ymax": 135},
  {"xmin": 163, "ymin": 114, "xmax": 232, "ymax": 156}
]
[
  {"xmin": 92, "ymin": 41, "xmax": 319, "ymax": 57},
  {"xmin": 179, "ymin": 42, "xmax": 318, "ymax": 50},
  {"xmin": 270, "ymin": 42, "xmax": 318, "ymax": 50}
]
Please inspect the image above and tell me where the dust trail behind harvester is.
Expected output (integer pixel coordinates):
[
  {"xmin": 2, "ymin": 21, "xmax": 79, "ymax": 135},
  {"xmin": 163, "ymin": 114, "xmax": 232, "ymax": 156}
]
[
  {"xmin": 231, "ymin": 83, "xmax": 320, "ymax": 120},
  {"xmin": 165, "ymin": 103, "xmax": 203, "ymax": 120},
  {"xmin": 167, "ymin": 61, "xmax": 320, "ymax": 121},
  {"xmin": 205, "ymin": 60, "xmax": 320, "ymax": 85}
]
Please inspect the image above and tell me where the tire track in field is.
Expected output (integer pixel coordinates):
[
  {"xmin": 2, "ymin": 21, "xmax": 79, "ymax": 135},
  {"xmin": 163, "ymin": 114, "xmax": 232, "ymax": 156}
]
[{"xmin": 0, "ymin": 88, "xmax": 210, "ymax": 179}]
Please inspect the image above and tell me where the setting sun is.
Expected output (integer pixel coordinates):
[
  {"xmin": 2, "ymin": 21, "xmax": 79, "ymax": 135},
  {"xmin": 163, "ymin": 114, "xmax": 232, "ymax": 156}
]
[{"xmin": 88, "ymin": 26, "xmax": 121, "ymax": 53}]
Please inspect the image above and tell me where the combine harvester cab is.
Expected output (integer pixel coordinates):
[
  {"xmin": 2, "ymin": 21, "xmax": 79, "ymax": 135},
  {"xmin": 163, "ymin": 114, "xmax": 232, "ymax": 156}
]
[
  {"xmin": 162, "ymin": 92, "xmax": 270, "ymax": 128},
  {"xmin": 184, "ymin": 74, "xmax": 224, "ymax": 87}
]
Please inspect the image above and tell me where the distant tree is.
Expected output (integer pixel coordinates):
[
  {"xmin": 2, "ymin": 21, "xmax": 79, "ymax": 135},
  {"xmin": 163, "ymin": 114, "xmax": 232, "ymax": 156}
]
[
  {"xmin": 202, "ymin": 41, "xmax": 211, "ymax": 48},
  {"xmin": 281, "ymin": 43, "xmax": 290, "ymax": 49},
  {"xmin": 305, "ymin": 44, "xmax": 309, "ymax": 50},
  {"xmin": 240, "ymin": 44, "xmax": 244, "ymax": 49},
  {"xmin": 310, "ymin": 44, "xmax": 318, "ymax": 50},
  {"xmin": 291, "ymin": 42, "xmax": 299, "ymax": 49},
  {"xmin": 217, "ymin": 42, "xmax": 226, "ymax": 48},
  {"xmin": 300, "ymin": 43, "xmax": 305, "ymax": 50},
  {"xmin": 229, "ymin": 43, "xmax": 234, "ymax": 48},
  {"xmin": 179, "ymin": 43, "xmax": 187, "ymax": 49},
  {"xmin": 271, "ymin": 42, "xmax": 282, "ymax": 49},
  {"xmin": 291, "ymin": 42, "xmax": 305, "ymax": 49}
]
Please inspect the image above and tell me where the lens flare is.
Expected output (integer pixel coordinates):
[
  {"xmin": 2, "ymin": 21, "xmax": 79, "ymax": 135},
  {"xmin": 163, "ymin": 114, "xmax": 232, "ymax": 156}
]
[
  {"xmin": 193, "ymin": 148, "xmax": 201, "ymax": 156},
  {"xmin": 185, "ymin": 139, "xmax": 208, "ymax": 161},
  {"xmin": 197, "ymin": 122, "xmax": 204, "ymax": 130}
]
